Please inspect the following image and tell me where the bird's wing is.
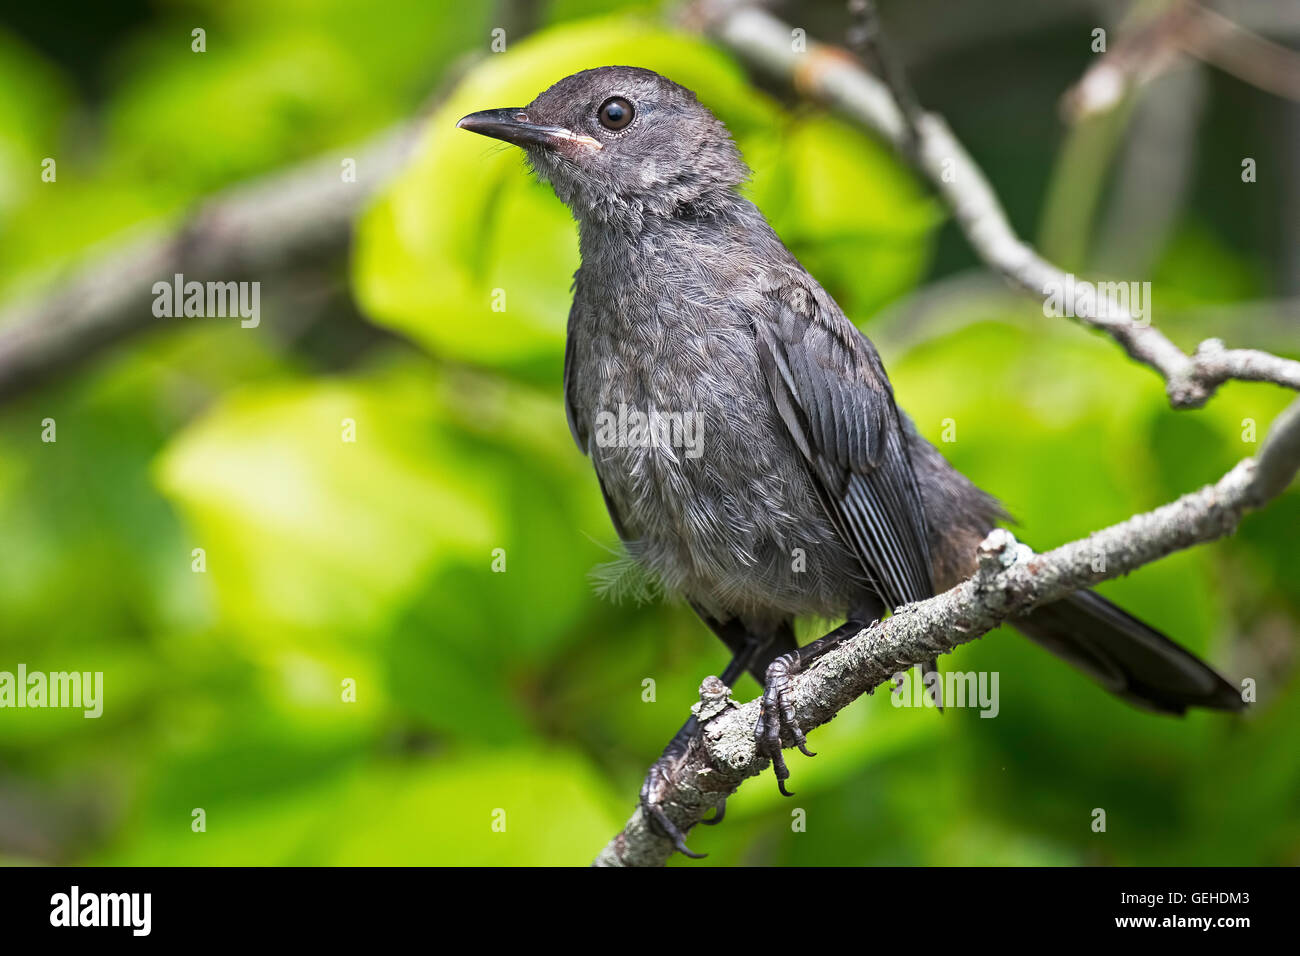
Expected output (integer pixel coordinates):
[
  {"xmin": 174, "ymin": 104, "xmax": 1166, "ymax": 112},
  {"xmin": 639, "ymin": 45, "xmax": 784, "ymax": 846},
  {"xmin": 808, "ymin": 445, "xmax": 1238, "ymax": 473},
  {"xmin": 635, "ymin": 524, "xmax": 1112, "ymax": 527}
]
[{"xmin": 754, "ymin": 286, "xmax": 935, "ymax": 610}]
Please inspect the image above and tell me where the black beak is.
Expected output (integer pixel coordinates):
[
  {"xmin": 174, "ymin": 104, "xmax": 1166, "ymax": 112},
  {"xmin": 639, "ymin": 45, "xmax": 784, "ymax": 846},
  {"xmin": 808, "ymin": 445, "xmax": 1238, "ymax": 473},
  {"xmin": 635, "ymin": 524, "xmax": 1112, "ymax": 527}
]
[{"xmin": 455, "ymin": 108, "xmax": 602, "ymax": 152}]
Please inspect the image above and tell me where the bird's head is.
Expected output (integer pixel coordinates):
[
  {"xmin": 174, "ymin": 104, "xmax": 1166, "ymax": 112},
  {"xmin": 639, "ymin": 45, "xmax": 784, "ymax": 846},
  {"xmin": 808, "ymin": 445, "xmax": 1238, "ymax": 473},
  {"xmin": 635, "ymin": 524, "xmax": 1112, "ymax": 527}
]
[{"xmin": 456, "ymin": 66, "xmax": 748, "ymax": 227}]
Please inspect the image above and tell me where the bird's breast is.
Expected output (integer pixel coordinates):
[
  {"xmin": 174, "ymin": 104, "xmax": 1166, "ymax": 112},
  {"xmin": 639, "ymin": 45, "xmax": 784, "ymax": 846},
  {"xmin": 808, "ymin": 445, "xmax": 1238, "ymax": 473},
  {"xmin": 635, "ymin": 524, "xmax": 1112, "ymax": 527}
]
[{"xmin": 567, "ymin": 271, "xmax": 859, "ymax": 620}]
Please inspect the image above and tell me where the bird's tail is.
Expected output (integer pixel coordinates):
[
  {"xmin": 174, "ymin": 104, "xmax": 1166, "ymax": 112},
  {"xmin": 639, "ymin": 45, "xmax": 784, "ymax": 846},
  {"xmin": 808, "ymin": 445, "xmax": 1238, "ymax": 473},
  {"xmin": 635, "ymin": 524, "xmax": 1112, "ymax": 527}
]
[{"xmin": 1011, "ymin": 590, "xmax": 1245, "ymax": 714}]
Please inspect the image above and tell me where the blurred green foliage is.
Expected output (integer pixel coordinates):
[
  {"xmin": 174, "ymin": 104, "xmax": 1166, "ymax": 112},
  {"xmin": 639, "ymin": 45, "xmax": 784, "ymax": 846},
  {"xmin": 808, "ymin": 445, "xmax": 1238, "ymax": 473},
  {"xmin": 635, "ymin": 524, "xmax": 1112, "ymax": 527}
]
[{"xmin": 0, "ymin": 0, "xmax": 1297, "ymax": 865}]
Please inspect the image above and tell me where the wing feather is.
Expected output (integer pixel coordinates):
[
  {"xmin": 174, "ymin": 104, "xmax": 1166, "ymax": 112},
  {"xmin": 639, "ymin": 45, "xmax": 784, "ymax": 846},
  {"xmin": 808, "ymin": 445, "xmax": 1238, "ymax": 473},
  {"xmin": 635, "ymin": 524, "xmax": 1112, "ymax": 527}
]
[{"xmin": 755, "ymin": 289, "xmax": 935, "ymax": 610}]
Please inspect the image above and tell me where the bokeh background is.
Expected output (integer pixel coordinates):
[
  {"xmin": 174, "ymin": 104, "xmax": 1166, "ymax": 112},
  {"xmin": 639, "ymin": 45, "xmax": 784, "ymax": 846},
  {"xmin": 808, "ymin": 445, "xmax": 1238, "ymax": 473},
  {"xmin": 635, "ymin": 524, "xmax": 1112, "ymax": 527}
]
[{"xmin": 1, "ymin": 0, "xmax": 1297, "ymax": 865}]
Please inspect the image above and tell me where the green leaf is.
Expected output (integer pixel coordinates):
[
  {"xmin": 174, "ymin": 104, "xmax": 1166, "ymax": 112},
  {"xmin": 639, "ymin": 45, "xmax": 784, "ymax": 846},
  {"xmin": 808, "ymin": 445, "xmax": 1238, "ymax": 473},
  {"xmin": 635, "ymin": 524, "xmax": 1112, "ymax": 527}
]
[{"xmin": 153, "ymin": 376, "xmax": 501, "ymax": 649}]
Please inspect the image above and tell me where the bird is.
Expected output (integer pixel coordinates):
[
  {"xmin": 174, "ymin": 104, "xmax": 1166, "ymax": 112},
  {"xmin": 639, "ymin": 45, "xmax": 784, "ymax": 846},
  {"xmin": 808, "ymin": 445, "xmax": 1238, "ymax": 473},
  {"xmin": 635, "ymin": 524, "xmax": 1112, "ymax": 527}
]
[{"xmin": 456, "ymin": 65, "xmax": 1245, "ymax": 857}]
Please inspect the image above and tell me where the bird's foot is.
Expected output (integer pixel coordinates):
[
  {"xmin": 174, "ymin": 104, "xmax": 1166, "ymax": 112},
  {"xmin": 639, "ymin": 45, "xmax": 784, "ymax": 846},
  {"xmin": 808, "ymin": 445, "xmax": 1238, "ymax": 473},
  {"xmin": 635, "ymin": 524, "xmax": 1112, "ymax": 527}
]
[
  {"xmin": 638, "ymin": 717, "xmax": 722, "ymax": 859},
  {"xmin": 754, "ymin": 651, "xmax": 816, "ymax": 796}
]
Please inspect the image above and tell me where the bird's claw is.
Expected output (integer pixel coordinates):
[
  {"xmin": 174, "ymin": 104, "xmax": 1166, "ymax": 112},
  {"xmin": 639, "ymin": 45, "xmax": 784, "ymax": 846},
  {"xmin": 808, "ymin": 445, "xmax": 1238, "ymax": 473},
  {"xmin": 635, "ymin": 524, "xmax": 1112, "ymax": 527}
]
[
  {"xmin": 699, "ymin": 801, "xmax": 726, "ymax": 825},
  {"xmin": 754, "ymin": 651, "xmax": 814, "ymax": 795},
  {"xmin": 643, "ymin": 800, "xmax": 707, "ymax": 858},
  {"xmin": 638, "ymin": 725, "xmax": 723, "ymax": 858}
]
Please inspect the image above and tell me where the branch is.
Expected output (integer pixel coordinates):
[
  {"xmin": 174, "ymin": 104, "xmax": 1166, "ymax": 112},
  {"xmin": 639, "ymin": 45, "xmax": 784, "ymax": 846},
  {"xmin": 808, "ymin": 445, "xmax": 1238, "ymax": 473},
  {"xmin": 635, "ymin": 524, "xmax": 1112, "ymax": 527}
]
[
  {"xmin": 696, "ymin": 0, "xmax": 1300, "ymax": 410},
  {"xmin": 0, "ymin": 123, "xmax": 420, "ymax": 401},
  {"xmin": 595, "ymin": 394, "xmax": 1300, "ymax": 866},
  {"xmin": 1181, "ymin": 2, "xmax": 1300, "ymax": 104},
  {"xmin": 1061, "ymin": 1, "xmax": 1300, "ymax": 121}
]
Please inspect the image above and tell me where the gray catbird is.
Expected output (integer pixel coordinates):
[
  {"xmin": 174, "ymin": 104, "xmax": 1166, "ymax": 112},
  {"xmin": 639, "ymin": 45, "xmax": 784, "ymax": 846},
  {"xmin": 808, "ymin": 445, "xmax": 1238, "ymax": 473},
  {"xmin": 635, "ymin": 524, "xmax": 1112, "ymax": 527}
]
[{"xmin": 458, "ymin": 66, "xmax": 1244, "ymax": 855}]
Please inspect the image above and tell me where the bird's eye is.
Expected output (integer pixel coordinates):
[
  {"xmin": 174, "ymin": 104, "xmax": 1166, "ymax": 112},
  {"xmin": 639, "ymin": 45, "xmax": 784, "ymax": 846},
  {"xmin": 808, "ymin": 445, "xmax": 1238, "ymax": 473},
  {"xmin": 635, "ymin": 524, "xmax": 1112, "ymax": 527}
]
[{"xmin": 597, "ymin": 97, "xmax": 634, "ymax": 131}]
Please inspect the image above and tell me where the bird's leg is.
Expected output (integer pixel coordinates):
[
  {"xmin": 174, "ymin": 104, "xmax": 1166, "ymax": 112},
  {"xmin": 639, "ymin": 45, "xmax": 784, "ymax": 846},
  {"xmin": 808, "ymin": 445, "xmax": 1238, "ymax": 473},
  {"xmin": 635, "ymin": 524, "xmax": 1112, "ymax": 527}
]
[
  {"xmin": 924, "ymin": 657, "xmax": 944, "ymax": 711},
  {"xmin": 755, "ymin": 618, "xmax": 869, "ymax": 796},
  {"xmin": 638, "ymin": 636, "xmax": 768, "ymax": 858},
  {"xmin": 638, "ymin": 714, "xmax": 708, "ymax": 859}
]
